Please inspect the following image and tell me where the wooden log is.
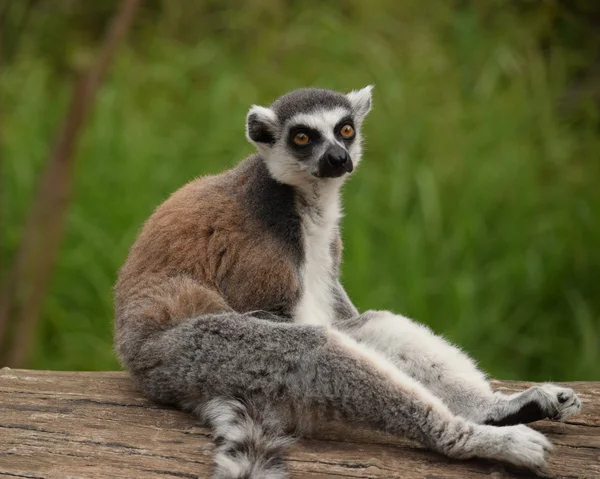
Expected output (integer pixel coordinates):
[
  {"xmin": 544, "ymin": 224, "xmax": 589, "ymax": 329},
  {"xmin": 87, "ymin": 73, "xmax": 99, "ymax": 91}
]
[{"xmin": 0, "ymin": 368, "xmax": 598, "ymax": 478}]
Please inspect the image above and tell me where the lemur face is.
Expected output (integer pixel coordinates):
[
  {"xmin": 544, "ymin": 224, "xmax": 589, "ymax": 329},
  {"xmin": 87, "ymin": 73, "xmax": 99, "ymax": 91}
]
[{"xmin": 246, "ymin": 87, "xmax": 373, "ymax": 186}]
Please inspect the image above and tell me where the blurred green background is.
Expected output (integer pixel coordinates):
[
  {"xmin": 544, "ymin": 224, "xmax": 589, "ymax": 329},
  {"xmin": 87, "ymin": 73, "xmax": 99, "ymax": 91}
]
[{"xmin": 1, "ymin": 0, "xmax": 599, "ymax": 380}]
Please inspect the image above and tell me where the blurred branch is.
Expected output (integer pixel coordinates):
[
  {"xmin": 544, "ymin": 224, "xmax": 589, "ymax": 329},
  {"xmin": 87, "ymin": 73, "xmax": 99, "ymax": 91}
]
[{"xmin": 0, "ymin": 0, "xmax": 143, "ymax": 367}]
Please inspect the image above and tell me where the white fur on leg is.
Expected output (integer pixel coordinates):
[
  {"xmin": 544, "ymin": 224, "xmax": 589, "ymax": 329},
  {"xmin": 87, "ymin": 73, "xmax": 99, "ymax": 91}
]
[
  {"xmin": 330, "ymin": 328, "xmax": 456, "ymax": 416},
  {"xmin": 346, "ymin": 311, "xmax": 493, "ymax": 396}
]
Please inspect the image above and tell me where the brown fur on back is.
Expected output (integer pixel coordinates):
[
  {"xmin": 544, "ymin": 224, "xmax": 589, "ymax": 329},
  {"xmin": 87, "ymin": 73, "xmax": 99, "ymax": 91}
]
[{"xmin": 115, "ymin": 156, "xmax": 301, "ymax": 340}]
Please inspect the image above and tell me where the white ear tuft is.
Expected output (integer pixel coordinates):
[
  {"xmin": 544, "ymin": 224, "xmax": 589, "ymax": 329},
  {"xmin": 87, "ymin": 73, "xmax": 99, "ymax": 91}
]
[
  {"xmin": 346, "ymin": 85, "xmax": 374, "ymax": 121},
  {"xmin": 247, "ymin": 105, "xmax": 277, "ymax": 123},
  {"xmin": 245, "ymin": 105, "xmax": 278, "ymax": 146}
]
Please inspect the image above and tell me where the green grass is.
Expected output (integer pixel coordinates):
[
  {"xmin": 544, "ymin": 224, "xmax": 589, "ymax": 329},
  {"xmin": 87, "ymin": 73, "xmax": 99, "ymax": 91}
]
[{"xmin": 2, "ymin": 2, "xmax": 599, "ymax": 380}]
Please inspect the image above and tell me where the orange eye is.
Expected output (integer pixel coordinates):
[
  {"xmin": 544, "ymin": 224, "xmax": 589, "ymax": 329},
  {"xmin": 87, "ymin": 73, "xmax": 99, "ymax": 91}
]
[
  {"xmin": 340, "ymin": 124, "xmax": 354, "ymax": 138},
  {"xmin": 293, "ymin": 133, "xmax": 310, "ymax": 145}
]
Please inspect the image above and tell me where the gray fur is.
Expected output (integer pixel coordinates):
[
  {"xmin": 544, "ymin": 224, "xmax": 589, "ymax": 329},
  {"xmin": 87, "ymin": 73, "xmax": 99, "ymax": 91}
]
[
  {"xmin": 119, "ymin": 309, "xmax": 557, "ymax": 473},
  {"xmin": 331, "ymin": 281, "xmax": 358, "ymax": 321},
  {"xmin": 271, "ymin": 88, "xmax": 351, "ymax": 124},
  {"xmin": 115, "ymin": 87, "xmax": 581, "ymax": 479}
]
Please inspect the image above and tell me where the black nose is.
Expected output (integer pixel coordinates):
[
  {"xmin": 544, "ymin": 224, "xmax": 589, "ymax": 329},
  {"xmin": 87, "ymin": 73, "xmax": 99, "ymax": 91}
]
[
  {"xmin": 325, "ymin": 147, "xmax": 350, "ymax": 169},
  {"xmin": 317, "ymin": 145, "xmax": 353, "ymax": 178}
]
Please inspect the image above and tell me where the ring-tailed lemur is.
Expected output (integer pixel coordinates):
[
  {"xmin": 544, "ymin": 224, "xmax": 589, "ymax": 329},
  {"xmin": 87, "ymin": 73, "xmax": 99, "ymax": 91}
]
[{"xmin": 115, "ymin": 87, "xmax": 581, "ymax": 479}]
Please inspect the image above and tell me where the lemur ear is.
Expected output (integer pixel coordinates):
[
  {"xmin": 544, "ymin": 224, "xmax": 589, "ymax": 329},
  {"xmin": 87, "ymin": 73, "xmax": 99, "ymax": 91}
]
[
  {"xmin": 246, "ymin": 105, "xmax": 278, "ymax": 148},
  {"xmin": 346, "ymin": 85, "xmax": 374, "ymax": 122}
]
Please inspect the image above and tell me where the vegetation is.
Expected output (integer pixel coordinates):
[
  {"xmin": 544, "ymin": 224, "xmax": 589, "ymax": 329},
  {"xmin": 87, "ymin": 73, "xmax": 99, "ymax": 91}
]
[{"xmin": 2, "ymin": 1, "xmax": 599, "ymax": 380}]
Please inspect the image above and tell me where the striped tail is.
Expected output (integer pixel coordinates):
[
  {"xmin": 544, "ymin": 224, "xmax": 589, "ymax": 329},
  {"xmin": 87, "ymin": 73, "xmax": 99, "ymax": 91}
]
[{"xmin": 202, "ymin": 398, "xmax": 293, "ymax": 479}]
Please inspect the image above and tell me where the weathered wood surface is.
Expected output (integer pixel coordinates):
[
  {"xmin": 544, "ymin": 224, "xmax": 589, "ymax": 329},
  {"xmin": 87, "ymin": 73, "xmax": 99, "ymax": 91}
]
[{"xmin": 0, "ymin": 368, "xmax": 598, "ymax": 479}]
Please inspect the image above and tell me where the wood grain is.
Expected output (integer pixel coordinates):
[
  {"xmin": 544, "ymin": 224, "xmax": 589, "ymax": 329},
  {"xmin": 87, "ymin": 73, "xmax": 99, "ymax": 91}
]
[{"xmin": 1, "ymin": 368, "xmax": 598, "ymax": 478}]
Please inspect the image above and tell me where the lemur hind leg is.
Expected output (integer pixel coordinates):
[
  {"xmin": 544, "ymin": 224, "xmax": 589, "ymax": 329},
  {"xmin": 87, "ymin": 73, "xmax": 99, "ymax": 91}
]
[
  {"xmin": 337, "ymin": 311, "xmax": 581, "ymax": 425},
  {"xmin": 121, "ymin": 312, "xmax": 553, "ymax": 473}
]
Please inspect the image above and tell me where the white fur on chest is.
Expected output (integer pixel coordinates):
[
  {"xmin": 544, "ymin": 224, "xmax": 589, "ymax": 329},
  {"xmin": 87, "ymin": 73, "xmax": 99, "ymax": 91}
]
[{"xmin": 294, "ymin": 194, "xmax": 339, "ymax": 327}]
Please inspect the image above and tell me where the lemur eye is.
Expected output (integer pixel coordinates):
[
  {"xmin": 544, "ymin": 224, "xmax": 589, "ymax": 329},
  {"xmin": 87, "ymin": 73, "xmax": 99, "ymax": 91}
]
[
  {"xmin": 340, "ymin": 124, "xmax": 355, "ymax": 138},
  {"xmin": 293, "ymin": 133, "xmax": 310, "ymax": 145}
]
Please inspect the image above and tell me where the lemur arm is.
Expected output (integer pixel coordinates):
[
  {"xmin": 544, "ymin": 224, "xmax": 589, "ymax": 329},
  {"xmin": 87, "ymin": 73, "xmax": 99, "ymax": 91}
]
[
  {"xmin": 331, "ymin": 281, "xmax": 358, "ymax": 321},
  {"xmin": 330, "ymin": 284, "xmax": 581, "ymax": 426},
  {"xmin": 330, "ymin": 230, "xmax": 360, "ymax": 322}
]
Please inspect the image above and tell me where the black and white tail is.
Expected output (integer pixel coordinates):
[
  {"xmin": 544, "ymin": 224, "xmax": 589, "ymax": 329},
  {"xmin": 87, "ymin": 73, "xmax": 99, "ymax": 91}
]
[{"xmin": 202, "ymin": 398, "xmax": 293, "ymax": 479}]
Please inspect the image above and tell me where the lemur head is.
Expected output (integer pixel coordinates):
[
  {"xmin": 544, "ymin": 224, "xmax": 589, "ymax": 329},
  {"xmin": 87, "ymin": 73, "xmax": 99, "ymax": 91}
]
[{"xmin": 245, "ymin": 86, "xmax": 373, "ymax": 186}]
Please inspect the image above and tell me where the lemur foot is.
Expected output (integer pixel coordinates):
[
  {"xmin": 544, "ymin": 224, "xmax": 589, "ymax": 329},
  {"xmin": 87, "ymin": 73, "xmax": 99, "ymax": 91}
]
[
  {"xmin": 496, "ymin": 424, "xmax": 553, "ymax": 470},
  {"xmin": 538, "ymin": 384, "xmax": 582, "ymax": 421},
  {"xmin": 469, "ymin": 424, "xmax": 553, "ymax": 471}
]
